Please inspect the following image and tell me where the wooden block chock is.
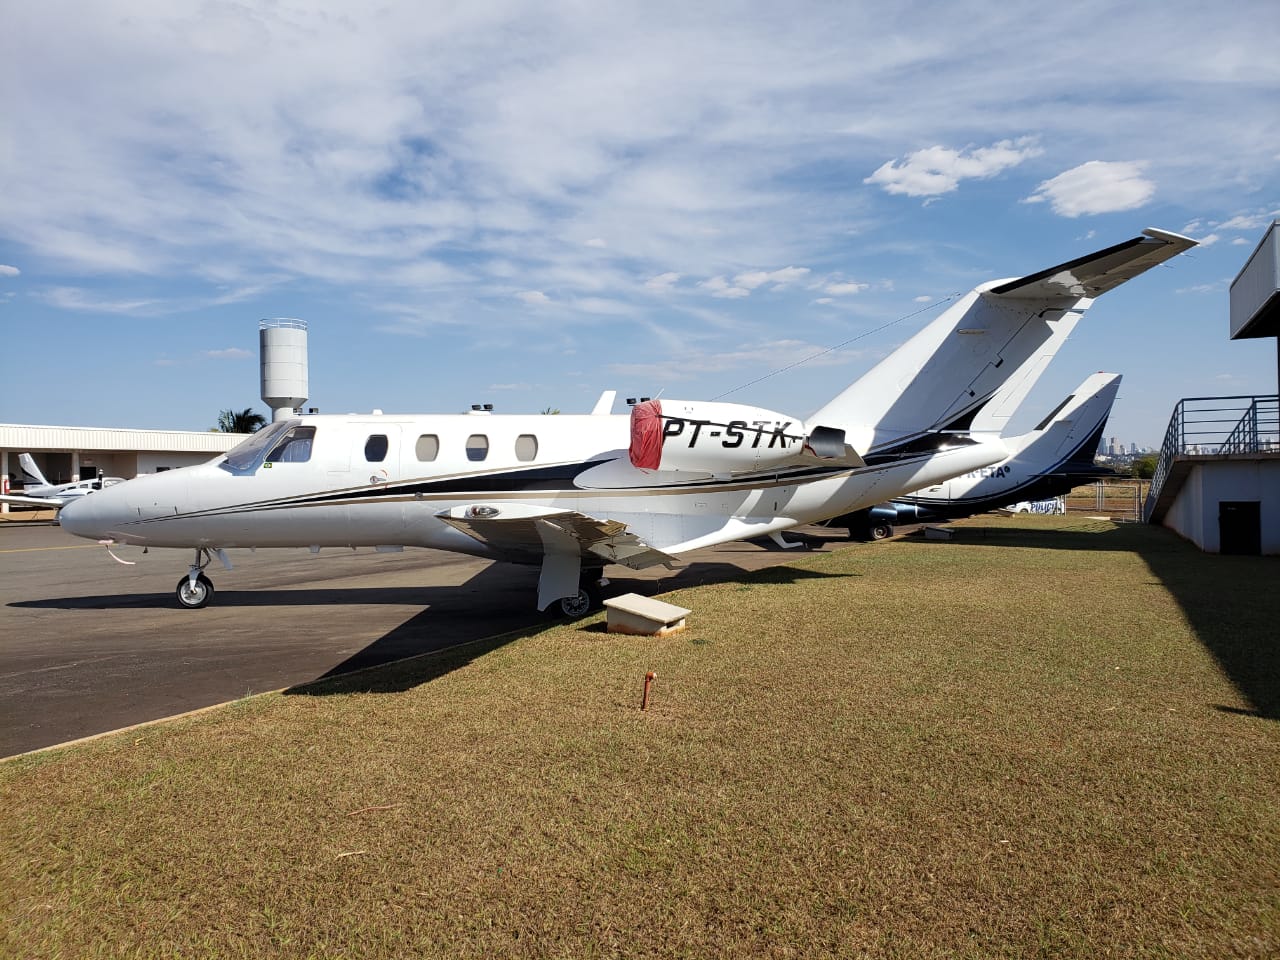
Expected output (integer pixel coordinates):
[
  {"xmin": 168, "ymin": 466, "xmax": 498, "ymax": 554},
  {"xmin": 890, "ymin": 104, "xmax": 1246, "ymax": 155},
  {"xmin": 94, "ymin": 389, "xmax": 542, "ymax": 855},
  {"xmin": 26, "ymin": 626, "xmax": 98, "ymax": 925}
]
[{"xmin": 603, "ymin": 593, "xmax": 692, "ymax": 636}]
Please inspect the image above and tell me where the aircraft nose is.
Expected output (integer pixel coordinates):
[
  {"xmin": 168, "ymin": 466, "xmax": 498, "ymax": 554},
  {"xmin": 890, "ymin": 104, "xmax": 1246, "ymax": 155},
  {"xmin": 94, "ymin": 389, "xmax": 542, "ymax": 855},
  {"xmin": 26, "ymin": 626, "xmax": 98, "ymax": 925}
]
[{"xmin": 57, "ymin": 493, "xmax": 102, "ymax": 540}]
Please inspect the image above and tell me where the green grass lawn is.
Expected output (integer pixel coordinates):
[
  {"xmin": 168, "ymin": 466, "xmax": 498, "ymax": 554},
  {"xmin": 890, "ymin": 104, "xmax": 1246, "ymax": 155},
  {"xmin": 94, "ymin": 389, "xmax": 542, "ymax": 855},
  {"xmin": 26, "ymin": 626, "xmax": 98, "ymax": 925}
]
[{"xmin": 3, "ymin": 515, "xmax": 1277, "ymax": 959}]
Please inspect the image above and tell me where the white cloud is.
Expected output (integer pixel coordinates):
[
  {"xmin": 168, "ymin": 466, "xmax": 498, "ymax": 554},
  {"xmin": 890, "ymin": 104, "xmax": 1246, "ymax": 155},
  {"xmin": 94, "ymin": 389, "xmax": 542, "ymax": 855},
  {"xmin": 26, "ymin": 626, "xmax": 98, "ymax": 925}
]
[
  {"xmin": 0, "ymin": 264, "xmax": 20, "ymax": 277},
  {"xmin": 573, "ymin": 296, "xmax": 634, "ymax": 315},
  {"xmin": 698, "ymin": 267, "xmax": 809, "ymax": 299},
  {"xmin": 645, "ymin": 272, "xmax": 681, "ymax": 292},
  {"xmin": 203, "ymin": 347, "xmax": 252, "ymax": 360},
  {"xmin": 699, "ymin": 276, "xmax": 750, "ymax": 299},
  {"xmin": 39, "ymin": 286, "xmax": 160, "ymax": 314},
  {"xmin": 2, "ymin": 1, "xmax": 1277, "ymax": 358},
  {"xmin": 814, "ymin": 297, "xmax": 833, "ymax": 304},
  {"xmin": 864, "ymin": 137, "xmax": 1042, "ymax": 198},
  {"xmin": 608, "ymin": 338, "xmax": 867, "ymax": 380},
  {"xmin": 1217, "ymin": 213, "xmax": 1277, "ymax": 232},
  {"xmin": 913, "ymin": 295, "xmax": 933, "ymax": 303},
  {"xmin": 735, "ymin": 267, "xmax": 810, "ymax": 290},
  {"xmin": 824, "ymin": 281, "xmax": 868, "ymax": 296},
  {"xmin": 1024, "ymin": 161, "xmax": 1155, "ymax": 217}
]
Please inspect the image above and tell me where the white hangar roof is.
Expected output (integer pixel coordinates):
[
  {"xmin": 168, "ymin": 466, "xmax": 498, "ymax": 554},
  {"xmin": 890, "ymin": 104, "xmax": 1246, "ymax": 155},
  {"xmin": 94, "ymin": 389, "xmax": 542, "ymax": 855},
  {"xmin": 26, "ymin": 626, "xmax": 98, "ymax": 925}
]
[{"xmin": 0, "ymin": 424, "xmax": 245, "ymax": 454}]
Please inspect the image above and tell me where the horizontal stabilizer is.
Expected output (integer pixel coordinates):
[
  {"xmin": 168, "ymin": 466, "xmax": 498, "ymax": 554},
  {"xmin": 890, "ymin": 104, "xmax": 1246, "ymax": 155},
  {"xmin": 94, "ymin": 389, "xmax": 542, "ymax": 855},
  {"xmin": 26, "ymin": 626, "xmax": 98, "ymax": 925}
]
[
  {"xmin": 438, "ymin": 503, "xmax": 678, "ymax": 570},
  {"xmin": 990, "ymin": 229, "xmax": 1197, "ymax": 300}
]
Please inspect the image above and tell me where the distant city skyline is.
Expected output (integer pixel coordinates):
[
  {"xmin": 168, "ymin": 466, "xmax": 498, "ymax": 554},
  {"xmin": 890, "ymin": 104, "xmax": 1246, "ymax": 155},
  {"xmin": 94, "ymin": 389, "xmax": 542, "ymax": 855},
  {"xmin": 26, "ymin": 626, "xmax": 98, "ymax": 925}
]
[{"xmin": 1100, "ymin": 437, "xmax": 1153, "ymax": 459}]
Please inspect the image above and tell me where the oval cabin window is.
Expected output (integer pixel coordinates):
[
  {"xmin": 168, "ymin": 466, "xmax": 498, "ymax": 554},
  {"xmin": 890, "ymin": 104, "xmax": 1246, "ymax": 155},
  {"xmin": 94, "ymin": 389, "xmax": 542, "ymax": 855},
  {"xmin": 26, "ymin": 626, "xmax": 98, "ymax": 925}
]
[
  {"xmin": 465, "ymin": 434, "xmax": 489, "ymax": 462},
  {"xmin": 364, "ymin": 434, "xmax": 389, "ymax": 462},
  {"xmin": 415, "ymin": 434, "xmax": 440, "ymax": 462},
  {"xmin": 515, "ymin": 434, "xmax": 538, "ymax": 462}
]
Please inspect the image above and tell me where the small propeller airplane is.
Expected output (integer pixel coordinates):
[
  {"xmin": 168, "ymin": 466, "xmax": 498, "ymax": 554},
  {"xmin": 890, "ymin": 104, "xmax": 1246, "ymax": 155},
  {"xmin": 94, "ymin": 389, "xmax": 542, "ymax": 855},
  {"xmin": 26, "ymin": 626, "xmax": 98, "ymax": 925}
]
[
  {"xmin": 59, "ymin": 228, "xmax": 1195, "ymax": 615},
  {"xmin": 829, "ymin": 371, "xmax": 1122, "ymax": 540},
  {"xmin": 0, "ymin": 453, "xmax": 125, "ymax": 510}
]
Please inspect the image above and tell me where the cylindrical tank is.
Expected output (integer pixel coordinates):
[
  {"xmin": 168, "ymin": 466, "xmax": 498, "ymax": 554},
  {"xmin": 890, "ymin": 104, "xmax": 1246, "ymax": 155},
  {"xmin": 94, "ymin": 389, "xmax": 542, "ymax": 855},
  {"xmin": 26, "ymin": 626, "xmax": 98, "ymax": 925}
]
[{"xmin": 260, "ymin": 318, "xmax": 309, "ymax": 422}]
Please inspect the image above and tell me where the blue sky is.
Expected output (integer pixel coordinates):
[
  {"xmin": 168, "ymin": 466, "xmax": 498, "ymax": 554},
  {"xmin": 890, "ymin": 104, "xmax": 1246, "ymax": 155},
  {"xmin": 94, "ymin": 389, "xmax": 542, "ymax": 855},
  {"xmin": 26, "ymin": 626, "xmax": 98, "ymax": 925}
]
[{"xmin": 2, "ymin": 1, "xmax": 1277, "ymax": 448}]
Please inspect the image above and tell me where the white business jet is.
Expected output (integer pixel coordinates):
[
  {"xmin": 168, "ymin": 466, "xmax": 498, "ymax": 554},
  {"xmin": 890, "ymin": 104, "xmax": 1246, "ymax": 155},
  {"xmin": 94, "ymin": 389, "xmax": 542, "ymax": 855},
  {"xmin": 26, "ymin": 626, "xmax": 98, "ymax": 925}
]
[
  {"xmin": 830, "ymin": 371, "xmax": 1122, "ymax": 540},
  {"xmin": 0, "ymin": 453, "xmax": 125, "ymax": 510},
  {"xmin": 60, "ymin": 229, "xmax": 1194, "ymax": 615}
]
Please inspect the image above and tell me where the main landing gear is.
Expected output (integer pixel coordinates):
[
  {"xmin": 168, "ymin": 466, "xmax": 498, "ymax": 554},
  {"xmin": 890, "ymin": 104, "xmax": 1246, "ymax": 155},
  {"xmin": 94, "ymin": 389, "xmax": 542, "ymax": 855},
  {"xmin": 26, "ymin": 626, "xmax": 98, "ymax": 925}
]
[
  {"xmin": 860, "ymin": 522, "xmax": 893, "ymax": 542},
  {"xmin": 547, "ymin": 569, "xmax": 606, "ymax": 621},
  {"xmin": 175, "ymin": 548, "xmax": 217, "ymax": 609}
]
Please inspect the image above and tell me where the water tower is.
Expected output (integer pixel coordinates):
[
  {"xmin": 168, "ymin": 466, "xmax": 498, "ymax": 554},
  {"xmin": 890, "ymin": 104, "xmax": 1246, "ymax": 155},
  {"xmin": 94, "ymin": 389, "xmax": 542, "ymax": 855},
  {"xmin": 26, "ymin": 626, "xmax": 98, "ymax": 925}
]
[{"xmin": 259, "ymin": 318, "xmax": 309, "ymax": 422}]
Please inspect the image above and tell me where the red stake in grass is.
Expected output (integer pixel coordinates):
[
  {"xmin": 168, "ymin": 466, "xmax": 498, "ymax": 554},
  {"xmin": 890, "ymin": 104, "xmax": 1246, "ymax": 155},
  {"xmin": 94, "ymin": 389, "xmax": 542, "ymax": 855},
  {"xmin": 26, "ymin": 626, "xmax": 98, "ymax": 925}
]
[{"xmin": 640, "ymin": 671, "xmax": 657, "ymax": 711}]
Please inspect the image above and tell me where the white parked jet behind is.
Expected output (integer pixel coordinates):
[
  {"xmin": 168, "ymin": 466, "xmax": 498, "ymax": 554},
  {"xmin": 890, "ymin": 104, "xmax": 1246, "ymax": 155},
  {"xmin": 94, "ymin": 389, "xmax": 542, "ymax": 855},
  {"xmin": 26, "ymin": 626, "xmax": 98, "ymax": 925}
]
[
  {"xmin": 829, "ymin": 372, "xmax": 1122, "ymax": 540},
  {"xmin": 0, "ymin": 453, "xmax": 125, "ymax": 510},
  {"xmin": 60, "ymin": 229, "xmax": 1195, "ymax": 615}
]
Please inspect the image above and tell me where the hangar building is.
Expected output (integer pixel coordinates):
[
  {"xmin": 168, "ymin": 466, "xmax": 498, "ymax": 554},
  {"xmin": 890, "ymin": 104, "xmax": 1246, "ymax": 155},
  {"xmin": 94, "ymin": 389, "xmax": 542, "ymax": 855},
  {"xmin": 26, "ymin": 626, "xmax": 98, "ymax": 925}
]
[{"xmin": 1144, "ymin": 221, "xmax": 1280, "ymax": 554}]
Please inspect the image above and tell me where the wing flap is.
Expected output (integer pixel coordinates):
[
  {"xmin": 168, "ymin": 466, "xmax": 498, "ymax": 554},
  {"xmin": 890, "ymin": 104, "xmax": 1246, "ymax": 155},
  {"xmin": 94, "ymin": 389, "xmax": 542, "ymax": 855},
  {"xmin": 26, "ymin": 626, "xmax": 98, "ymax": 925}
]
[{"xmin": 438, "ymin": 503, "xmax": 678, "ymax": 570}]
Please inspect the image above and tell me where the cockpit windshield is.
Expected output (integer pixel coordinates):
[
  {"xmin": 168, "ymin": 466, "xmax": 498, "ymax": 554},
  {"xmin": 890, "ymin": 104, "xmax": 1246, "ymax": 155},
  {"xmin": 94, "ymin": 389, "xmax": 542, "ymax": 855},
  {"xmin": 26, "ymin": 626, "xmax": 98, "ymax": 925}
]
[
  {"xmin": 266, "ymin": 425, "xmax": 316, "ymax": 463},
  {"xmin": 222, "ymin": 420, "xmax": 297, "ymax": 471}
]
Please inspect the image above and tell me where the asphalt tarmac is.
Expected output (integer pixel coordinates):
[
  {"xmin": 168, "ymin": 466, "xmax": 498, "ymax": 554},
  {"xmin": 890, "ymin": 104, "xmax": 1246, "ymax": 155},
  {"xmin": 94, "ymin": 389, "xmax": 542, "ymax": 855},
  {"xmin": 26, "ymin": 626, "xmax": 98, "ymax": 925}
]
[{"xmin": 1, "ymin": 517, "xmax": 859, "ymax": 757}]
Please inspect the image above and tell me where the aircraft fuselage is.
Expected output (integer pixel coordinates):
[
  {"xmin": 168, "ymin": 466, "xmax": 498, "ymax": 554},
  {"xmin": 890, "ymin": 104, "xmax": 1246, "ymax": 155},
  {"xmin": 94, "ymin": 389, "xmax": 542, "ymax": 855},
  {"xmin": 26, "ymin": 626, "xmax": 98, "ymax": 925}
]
[{"xmin": 59, "ymin": 410, "xmax": 1007, "ymax": 561}]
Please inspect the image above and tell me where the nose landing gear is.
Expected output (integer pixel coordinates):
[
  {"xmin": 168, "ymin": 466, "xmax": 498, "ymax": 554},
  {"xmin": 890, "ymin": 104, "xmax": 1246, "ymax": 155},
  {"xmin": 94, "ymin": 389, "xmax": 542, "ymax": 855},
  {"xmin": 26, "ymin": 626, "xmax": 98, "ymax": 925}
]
[
  {"xmin": 174, "ymin": 547, "xmax": 224, "ymax": 609},
  {"xmin": 176, "ymin": 572, "xmax": 214, "ymax": 609}
]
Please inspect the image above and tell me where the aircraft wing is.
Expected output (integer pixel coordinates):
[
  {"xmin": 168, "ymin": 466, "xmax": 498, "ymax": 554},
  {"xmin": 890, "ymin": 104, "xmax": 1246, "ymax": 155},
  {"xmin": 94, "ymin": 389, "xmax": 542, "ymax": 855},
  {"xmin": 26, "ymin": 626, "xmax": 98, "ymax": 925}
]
[
  {"xmin": 990, "ymin": 228, "xmax": 1197, "ymax": 300},
  {"xmin": 437, "ymin": 503, "xmax": 679, "ymax": 571},
  {"xmin": 0, "ymin": 493, "xmax": 65, "ymax": 508}
]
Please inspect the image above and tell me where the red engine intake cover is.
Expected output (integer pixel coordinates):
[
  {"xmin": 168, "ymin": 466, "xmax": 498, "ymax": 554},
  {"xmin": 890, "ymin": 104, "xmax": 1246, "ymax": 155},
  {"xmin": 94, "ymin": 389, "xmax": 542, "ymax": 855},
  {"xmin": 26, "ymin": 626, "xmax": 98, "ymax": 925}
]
[{"xmin": 628, "ymin": 399, "xmax": 664, "ymax": 470}]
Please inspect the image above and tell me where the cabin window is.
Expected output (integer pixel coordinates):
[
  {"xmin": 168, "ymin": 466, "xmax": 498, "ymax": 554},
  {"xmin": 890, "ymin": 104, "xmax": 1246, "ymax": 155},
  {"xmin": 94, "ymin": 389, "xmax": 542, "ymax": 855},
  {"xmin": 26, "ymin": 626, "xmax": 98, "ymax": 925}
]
[
  {"xmin": 415, "ymin": 434, "xmax": 440, "ymax": 462},
  {"xmin": 465, "ymin": 434, "xmax": 489, "ymax": 462},
  {"xmin": 364, "ymin": 434, "xmax": 389, "ymax": 463},
  {"xmin": 515, "ymin": 434, "xmax": 538, "ymax": 462},
  {"xmin": 266, "ymin": 425, "xmax": 316, "ymax": 463}
]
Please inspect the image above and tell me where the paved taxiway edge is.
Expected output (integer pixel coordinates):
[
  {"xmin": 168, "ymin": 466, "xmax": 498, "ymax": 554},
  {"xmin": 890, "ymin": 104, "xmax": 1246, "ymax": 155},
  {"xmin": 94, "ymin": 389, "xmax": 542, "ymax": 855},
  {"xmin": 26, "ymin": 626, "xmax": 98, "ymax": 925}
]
[{"xmin": 1, "ymin": 622, "xmax": 539, "ymax": 763}]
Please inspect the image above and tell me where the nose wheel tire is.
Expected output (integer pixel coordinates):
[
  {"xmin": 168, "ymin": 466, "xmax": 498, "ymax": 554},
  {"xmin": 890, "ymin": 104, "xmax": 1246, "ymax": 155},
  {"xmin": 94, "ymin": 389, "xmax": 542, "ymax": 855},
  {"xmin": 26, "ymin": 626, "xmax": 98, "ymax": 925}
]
[{"xmin": 176, "ymin": 573, "xmax": 214, "ymax": 609}]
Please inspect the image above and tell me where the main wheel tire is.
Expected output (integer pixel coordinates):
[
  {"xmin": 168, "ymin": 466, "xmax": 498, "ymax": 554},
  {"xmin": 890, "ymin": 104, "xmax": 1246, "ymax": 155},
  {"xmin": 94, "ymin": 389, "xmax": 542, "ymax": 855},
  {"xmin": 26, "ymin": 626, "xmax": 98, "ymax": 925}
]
[
  {"xmin": 552, "ymin": 587, "xmax": 594, "ymax": 620},
  {"xmin": 176, "ymin": 573, "xmax": 214, "ymax": 609},
  {"xmin": 868, "ymin": 523, "xmax": 893, "ymax": 541}
]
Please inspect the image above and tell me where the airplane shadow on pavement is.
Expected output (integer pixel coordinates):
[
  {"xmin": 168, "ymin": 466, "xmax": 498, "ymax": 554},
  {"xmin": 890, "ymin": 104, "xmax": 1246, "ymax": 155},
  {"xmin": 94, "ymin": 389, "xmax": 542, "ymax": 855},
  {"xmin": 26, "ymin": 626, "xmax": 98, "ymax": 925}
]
[{"xmin": 285, "ymin": 559, "xmax": 856, "ymax": 697}]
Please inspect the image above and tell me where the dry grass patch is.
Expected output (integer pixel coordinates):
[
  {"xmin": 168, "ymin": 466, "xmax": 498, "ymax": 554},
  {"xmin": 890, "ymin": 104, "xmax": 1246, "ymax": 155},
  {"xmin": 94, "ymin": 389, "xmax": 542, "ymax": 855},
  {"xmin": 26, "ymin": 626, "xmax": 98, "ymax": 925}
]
[{"xmin": 3, "ymin": 516, "xmax": 1278, "ymax": 958}]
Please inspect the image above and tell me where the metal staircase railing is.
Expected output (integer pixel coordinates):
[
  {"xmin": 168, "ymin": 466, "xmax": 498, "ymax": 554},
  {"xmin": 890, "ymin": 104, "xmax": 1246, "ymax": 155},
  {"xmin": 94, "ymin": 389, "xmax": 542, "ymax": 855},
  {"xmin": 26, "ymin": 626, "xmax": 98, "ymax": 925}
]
[{"xmin": 1143, "ymin": 394, "xmax": 1279, "ymax": 522}]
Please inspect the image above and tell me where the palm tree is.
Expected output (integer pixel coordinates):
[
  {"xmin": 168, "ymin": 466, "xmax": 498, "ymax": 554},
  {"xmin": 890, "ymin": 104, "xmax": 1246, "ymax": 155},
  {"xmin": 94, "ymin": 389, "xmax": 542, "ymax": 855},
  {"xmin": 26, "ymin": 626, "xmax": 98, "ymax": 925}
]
[{"xmin": 216, "ymin": 407, "xmax": 267, "ymax": 433}]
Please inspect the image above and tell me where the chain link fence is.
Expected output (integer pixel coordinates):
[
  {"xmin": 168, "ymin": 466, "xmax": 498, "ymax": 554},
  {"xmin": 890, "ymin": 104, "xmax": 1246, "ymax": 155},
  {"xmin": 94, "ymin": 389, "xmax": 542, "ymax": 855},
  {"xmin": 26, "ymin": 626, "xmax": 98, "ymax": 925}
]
[{"xmin": 1064, "ymin": 479, "xmax": 1149, "ymax": 520}]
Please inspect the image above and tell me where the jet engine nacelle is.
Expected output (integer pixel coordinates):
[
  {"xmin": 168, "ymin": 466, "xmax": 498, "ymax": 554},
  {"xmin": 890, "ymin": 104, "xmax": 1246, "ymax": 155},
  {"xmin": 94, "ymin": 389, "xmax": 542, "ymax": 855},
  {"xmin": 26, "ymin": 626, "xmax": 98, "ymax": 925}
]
[{"xmin": 629, "ymin": 399, "xmax": 845, "ymax": 474}]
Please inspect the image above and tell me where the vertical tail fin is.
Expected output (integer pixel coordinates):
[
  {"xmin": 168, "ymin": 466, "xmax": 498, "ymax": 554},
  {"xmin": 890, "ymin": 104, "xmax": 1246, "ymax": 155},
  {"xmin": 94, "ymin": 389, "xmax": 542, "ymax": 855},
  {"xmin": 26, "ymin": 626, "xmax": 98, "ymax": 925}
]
[
  {"xmin": 1003, "ymin": 372, "xmax": 1122, "ymax": 469},
  {"xmin": 18, "ymin": 453, "xmax": 50, "ymax": 490},
  {"xmin": 811, "ymin": 229, "xmax": 1194, "ymax": 455}
]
